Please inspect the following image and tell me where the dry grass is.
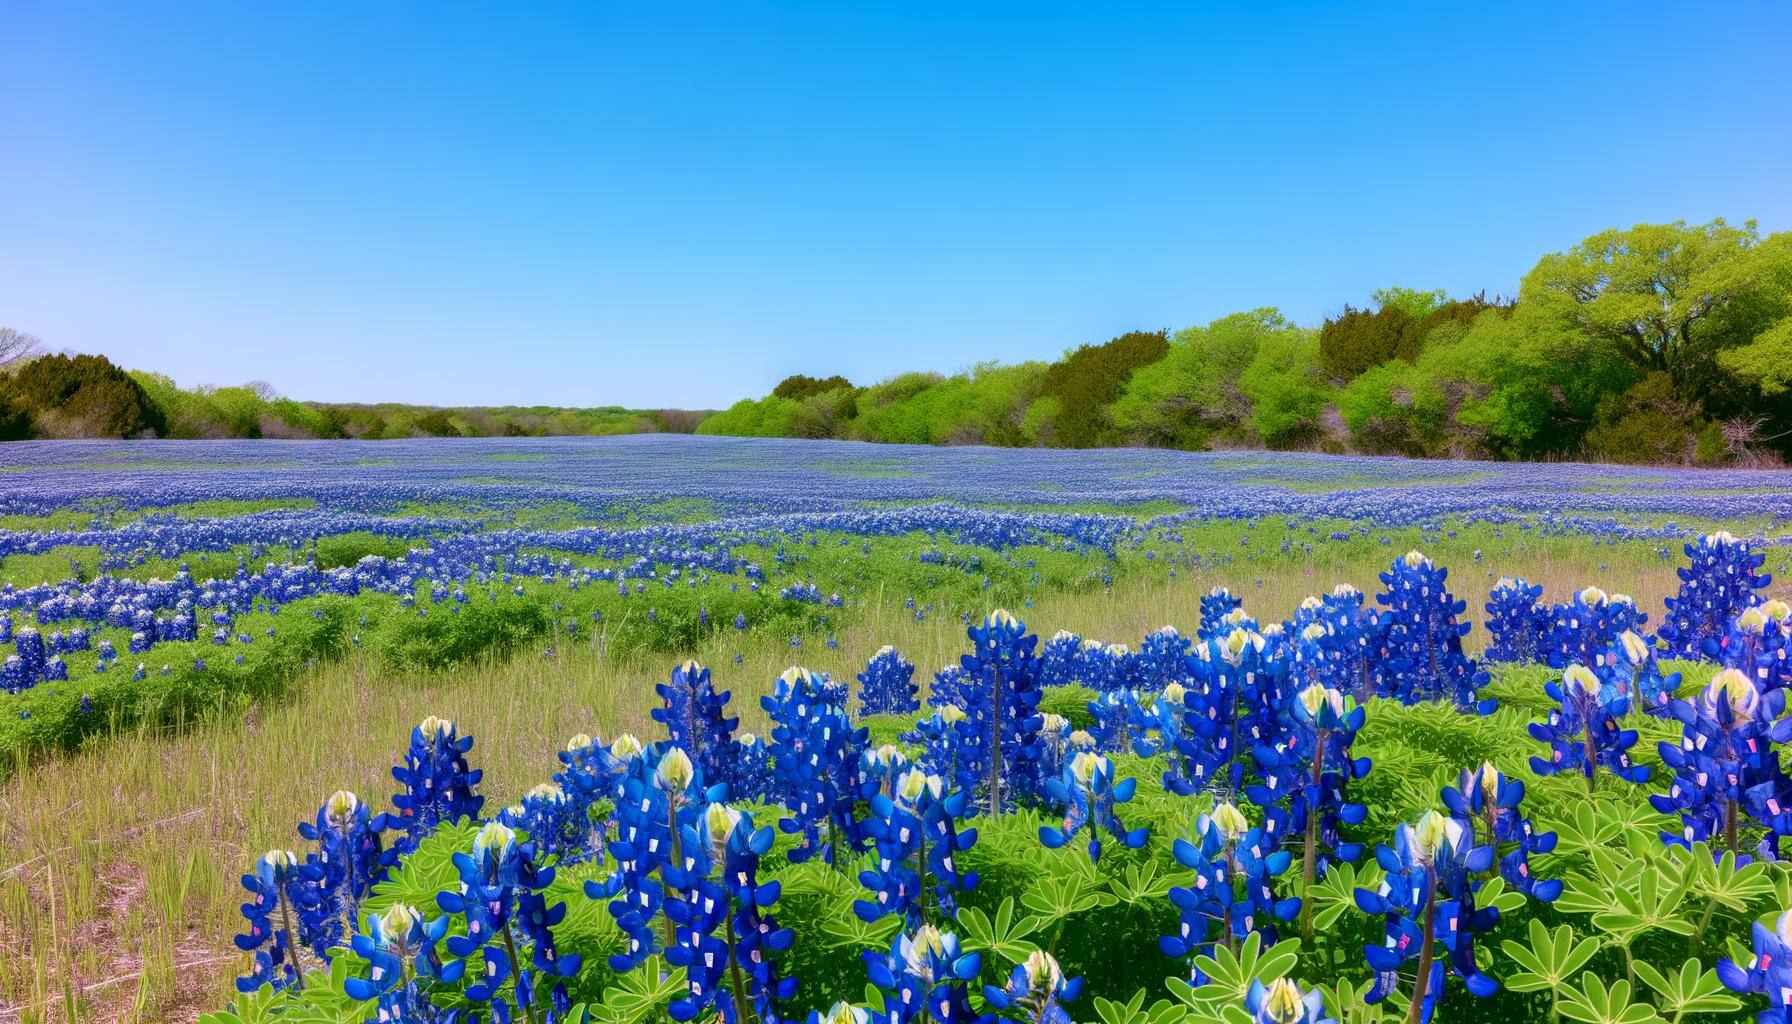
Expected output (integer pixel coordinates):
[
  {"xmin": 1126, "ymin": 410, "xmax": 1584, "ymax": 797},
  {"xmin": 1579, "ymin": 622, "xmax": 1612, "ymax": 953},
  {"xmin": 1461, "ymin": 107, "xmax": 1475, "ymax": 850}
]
[{"xmin": 0, "ymin": 529, "xmax": 1708, "ymax": 1023}]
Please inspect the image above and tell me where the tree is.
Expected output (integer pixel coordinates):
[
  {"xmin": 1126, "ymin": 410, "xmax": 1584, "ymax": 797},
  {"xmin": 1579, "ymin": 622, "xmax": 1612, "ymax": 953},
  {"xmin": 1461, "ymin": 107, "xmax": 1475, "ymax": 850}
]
[
  {"xmin": 1033, "ymin": 329, "xmax": 1169, "ymax": 447},
  {"xmin": 770, "ymin": 374, "xmax": 854, "ymax": 401},
  {"xmin": 1521, "ymin": 219, "xmax": 1792, "ymax": 399},
  {"xmin": 0, "ymin": 327, "xmax": 44, "ymax": 368},
  {"xmin": 1110, "ymin": 309, "xmax": 1306, "ymax": 448},
  {"xmin": 0, "ymin": 353, "xmax": 166, "ymax": 438},
  {"xmin": 1319, "ymin": 303, "xmax": 1419, "ymax": 381}
]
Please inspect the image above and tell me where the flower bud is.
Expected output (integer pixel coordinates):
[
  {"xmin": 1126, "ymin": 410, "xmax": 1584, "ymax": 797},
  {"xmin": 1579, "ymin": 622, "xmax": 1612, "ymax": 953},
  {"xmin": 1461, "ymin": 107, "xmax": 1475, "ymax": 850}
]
[
  {"xmin": 1210, "ymin": 801, "xmax": 1250, "ymax": 838},
  {"xmin": 655, "ymin": 748, "xmax": 695, "ymax": 792}
]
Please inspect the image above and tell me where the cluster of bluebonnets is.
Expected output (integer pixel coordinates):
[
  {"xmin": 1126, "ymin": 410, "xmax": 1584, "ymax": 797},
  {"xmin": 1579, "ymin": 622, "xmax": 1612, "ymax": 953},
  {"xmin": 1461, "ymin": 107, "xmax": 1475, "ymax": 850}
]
[{"xmin": 212, "ymin": 528, "xmax": 1792, "ymax": 1024}]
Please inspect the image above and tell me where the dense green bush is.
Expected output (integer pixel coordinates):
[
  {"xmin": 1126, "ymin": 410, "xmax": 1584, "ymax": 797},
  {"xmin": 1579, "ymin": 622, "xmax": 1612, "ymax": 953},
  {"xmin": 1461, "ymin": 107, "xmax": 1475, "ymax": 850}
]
[{"xmin": 2, "ymin": 352, "xmax": 166, "ymax": 438}]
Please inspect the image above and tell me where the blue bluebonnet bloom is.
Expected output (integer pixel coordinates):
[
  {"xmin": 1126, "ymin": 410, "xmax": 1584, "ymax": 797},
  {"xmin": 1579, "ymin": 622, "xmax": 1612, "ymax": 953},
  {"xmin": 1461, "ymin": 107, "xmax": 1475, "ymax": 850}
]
[
  {"xmin": 662, "ymin": 803, "xmax": 797, "ymax": 1023},
  {"xmin": 731, "ymin": 732, "xmax": 776, "ymax": 804},
  {"xmin": 1039, "ymin": 750, "xmax": 1149, "ymax": 862},
  {"xmin": 292, "ymin": 789, "xmax": 384, "ymax": 956},
  {"xmin": 854, "ymin": 768, "xmax": 980, "ymax": 927},
  {"xmin": 1037, "ymin": 629, "xmax": 1085, "ymax": 688},
  {"xmin": 1162, "ymin": 803, "xmax": 1300, "ymax": 971},
  {"xmin": 233, "ymin": 849, "xmax": 306, "ymax": 993},
  {"xmin": 1355, "ymin": 810, "xmax": 1500, "ymax": 1024},
  {"xmin": 380, "ymin": 716, "xmax": 485, "ymax": 860},
  {"xmin": 1243, "ymin": 978, "xmax": 1337, "ymax": 1024},
  {"xmin": 1596, "ymin": 628, "xmax": 1681, "ymax": 715},
  {"xmin": 983, "ymin": 950, "xmax": 1081, "ymax": 1024},
  {"xmin": 1138, "ymin": 625, "xmax": 1192, "ymax": 687},
  {"xmin": 342, "ymin": 902, "xmax": 464, "ymax": 1022},
  {"xmin": 1483, "ymin": 578, "xmax": 1548, "ymax": 664},
  {"xmin": 862, "ymin": 925, "xmax": 984, "ymax": 1024},
  {"xmin": 554, "ymin": 732, "xmax": 626, "ymax": 862},
  {"xmin": 1708, "ymin": 600, "xmax": 1792, "ymax": 696},
  {"xmin": 498, "ymin": 782, "xmax": 586, "ymax": 864},
  {"xmin": 1716, "ymin": 909, "xmax": 1792, "ymax": 1023},
  {"xmin": 1165, "ymin": 629, "xmax": 1266, "ymax": 797},
  {"xmin": 438, "ymin": 821, "xmax": 583, "ymax": 1022},
  {"xmin": 1652, "ymin": 668, "xmax": 1792, "ymax": 859},
  {"xmin": 1376, "ymin": 552, "xmax": 1491, "ymax": 713},
  {"xmin": 1441, "ymin": 763, "xmax": 1561, "ymax": 902},
  {"xmin": 765, "ymin": 666, "xmax": 869, "ymax": 864},
  {"xmin": 858, "ymin": 645, "xmax": 920, "ymax": 716},
  {"xmin": 585, "ymin": 739, "xmax": 714, "ymax": 971},
  {"xmin": 1528, "ymin": 665, "xmax": 1651, "ymax": 792},
  {"xmin": 1544, "ymin": 587, "xmax": 1646, "ymax": 669},
  {"xmin": 1249, "ymin": 683, "xmax": 1369, "ymax": 935},
  {"xmin": 654, "ymin": 659, "xmax": 740, "ymax": 796},
  {"xmin": 943, "ymin": 609, "xmax": 1049, "ymax": 815},
  {"xmin": 1199, "ymin": 587, "xmax": 1246, "ymax": 640},
  {"xmin": 1659, "ymin": 531, "xmax": 1773, "ymax": 659}
]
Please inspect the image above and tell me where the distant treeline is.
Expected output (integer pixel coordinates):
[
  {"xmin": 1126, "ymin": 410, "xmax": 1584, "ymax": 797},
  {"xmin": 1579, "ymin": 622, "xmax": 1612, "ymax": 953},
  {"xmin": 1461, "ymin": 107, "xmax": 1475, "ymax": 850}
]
[
  {"xmin": 7, "ymin": 219, "xmax": 1792, "ymax": 463},
  {"xmin": 0, "ymin": 355, "xmax": 706, "ymax": 441},
  {"xmin": 698, "ymin": 219, "xmax": 1792, "ymax": 466}
]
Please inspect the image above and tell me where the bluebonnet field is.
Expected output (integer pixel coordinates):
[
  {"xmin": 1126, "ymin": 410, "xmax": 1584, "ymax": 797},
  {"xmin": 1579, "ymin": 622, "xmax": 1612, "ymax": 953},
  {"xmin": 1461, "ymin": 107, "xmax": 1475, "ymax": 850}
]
[{"xmin": 5, "ymin": 435, "xmax": 1792, "ymax": 1024}]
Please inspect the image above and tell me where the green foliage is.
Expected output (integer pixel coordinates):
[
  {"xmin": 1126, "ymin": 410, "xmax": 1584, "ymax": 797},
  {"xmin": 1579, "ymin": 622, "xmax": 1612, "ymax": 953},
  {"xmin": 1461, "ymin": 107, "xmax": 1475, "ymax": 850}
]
[
  {"xmin": 3, "ymin": 353, "xmax": 166, "ymax": 438},
  {"xmin": 1036, "ymin": 330, "xmax": 1170, "ymax": 447},
  {"xmin": 772, "ymin": 374, "xmax": 855, "ymax": 401}
]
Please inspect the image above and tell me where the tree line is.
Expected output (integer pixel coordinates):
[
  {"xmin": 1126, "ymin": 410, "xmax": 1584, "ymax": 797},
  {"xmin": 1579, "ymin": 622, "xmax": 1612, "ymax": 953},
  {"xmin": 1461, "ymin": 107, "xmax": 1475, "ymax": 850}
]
[
  {"xmin": 0, "ymin": 345, "xmax": 704, "ymax": 441},
  {"xmin": 6, "ymin": 219, "xmax": 1791, "ymax": 463},
  {"xmin": 699, "ymin": 219, "xmax": 1792, "ymax": 465}
]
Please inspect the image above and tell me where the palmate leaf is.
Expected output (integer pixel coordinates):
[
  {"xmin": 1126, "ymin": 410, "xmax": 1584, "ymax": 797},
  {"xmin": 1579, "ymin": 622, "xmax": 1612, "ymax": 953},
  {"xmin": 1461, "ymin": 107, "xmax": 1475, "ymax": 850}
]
[
  {"xmin": 1021, "ymin": 857, "xmax": 1118, "ymax": 924},
  {"xmin": 1549, "ymin": 800, "xmax": 1658, "ymax": 862},
  {"xmin": 1593, "ymin": 855, "xmax": 1695, "ymax": 940},
  {"xmin": 260, "ymin": 957, "xmax": 376, "ymax": 1024},
  {"xmin": 1306, "ymin": 860, "xmax": 1383, "ymax": 932},
  {"xmin": 1092, "ymin": 987, "xmax": 1200, "ymax": 1024},
  {"xmin": 1672, "ymin": 842, "xmax": 1774, "ymax": 914},
  {"xmin": 1107, "ymin": 859, "xmax": 1177, "ymax": 905},
  {"xmin": 1557, "ymin": 975, "xmax": 1665, "ymax": 1024},
  {"xmin": 1631, "ymin": 957, "xmax": 1742, "ymax": 1019},
  {"xmin": 589, "ymin": 955, "xmax": 686, "ymax": 1024},
  {"xmin": 1475, "ymin": 874, "xmax": 1528, "ymax": 916},
  {"xmin": 1498, "ymin": 920, "xmax": 1599, "ymax": 995},
  {"xmin": 1316, "ymin": 978, "xmax": 1403, "ymax": 1024},
  {"xmin": 1166, "ymin": 932, "xmax": 1302, "ymax": 1016},
  {"xmin": 956, "ymin": 895, "xmax": 1046, "ymax": 963}
]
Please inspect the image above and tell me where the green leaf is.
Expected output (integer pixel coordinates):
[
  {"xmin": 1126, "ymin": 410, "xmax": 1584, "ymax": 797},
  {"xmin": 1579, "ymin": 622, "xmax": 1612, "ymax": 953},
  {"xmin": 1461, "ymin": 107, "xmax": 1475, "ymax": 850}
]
[
  {"xmin": 1498, "ymin": 919, "xmax": 1598, "ymax": 996},
  {"xmin": 955, "ymin": 896, "xmax": 1046, "ymax": 963},
  {"xmin": 1168, "ymin": 933, "xmax": 1302, "ymax": 1015},
  {"xmin": 1632, "ymin": 957, "xmax": 1742, "ymax": 1017},
  {"xmin": 1557, "ymin": 975, "xmax": 1665, "ymax": 1024},
  {"xmin": 1307, "ymin": 861, "xmax": 1383, "ymax": 932},
  {"xmin": 589, "ymin": 956, "xmax": 688, "ymax": 1024}
]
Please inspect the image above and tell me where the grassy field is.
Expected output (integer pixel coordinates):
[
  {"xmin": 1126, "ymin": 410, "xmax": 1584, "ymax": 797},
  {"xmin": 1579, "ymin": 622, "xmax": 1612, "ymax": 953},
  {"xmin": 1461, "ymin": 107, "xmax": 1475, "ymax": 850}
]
[{"xmin": 0, "ymin": 506, "xmax": 1712, "ymax": 1024}]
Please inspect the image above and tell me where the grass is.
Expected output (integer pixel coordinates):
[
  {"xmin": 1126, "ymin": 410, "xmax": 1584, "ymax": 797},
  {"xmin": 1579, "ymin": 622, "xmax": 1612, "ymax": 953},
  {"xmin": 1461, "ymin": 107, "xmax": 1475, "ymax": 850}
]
[
  {"xmin": 0, "ymin": 500, "xmax": 1775, "ymax": 1023},
  {"xmin": 0, "ymin": 514, "xmax": 1709, "ymax": 1023}
]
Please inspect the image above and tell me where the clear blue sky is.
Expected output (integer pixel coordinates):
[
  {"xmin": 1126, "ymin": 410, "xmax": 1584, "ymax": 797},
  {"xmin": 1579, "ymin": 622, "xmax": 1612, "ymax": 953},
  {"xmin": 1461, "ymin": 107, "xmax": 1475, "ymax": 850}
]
[{"xmin": 3, "ymin": 2, "xmax": 1789, "ymax": 409}]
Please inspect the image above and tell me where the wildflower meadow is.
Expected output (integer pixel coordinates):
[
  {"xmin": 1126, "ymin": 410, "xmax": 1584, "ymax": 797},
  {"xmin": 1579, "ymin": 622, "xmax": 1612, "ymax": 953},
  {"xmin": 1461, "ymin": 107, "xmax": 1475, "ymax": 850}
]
[{"xmin": 8, "ymin": 435, "xmax": 1792, "ymax": 1024}]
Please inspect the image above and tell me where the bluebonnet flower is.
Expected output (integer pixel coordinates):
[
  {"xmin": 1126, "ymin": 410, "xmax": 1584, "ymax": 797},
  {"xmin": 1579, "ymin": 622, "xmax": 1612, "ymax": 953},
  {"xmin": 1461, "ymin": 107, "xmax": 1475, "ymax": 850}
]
[
  {"xmin": 233, "ymin": 849, "xmax": 306, "ymax": 993},
  {"xmin": 1440, "ymin": 763, "xmax": 1561, "ymax": 902},
  {"xmin": 1597, "ymin": 628, "xmax": 1681, "ymax": 714},
  {"xmin": 731, "ymin": 732, "xmax": 776, "ymax": 803},
  {"xmin": 863, "ymin": 925, "xmax": 983, "ymax": 1024},
  {"xmin": 342, "ymin": 902, "xmax": 464, "ymax": 1022},
  {"xmin": 554, "ymin": 732, "xmax": 625, "ymax": 861},
  {"xmin": 765, "ymin": 666, "xmax": 869, "ymax": 864},
  {"xmin": 380, "ymin": 716, "xmax": 485, "ymax": 860},
  {"xmin": 940, "ymin": 609, "xmax": 1049, "ymax": 815},
  {"xmin": 1652, "ymin": 669, "xmax": 1792, "ymax": 859},
  {"xmin": 857, "ymin": 645, "xmax": 920, "ymax": 717},
  {"xmin": 1137, "ymin": 625, "xmax": 1193, "ymax": 688},
  {"xmin": 1544, "ymin": 586, "xmax": 1646, "ymax": 669},
  {"xmin": 1248, "ymin": 683, "xmax": 1369, "ymax": 937},
  {"xmin": 1199, "ymin": 587, "xmax": 1245, "ymax": 640},
  {"xmin": 983, "ymin": 950, "xmax": 1080, "ymax": 1024},
  {"xmin": 1376, "ymin": 552, "xmax": 1491, "ymax": 713},
  {"xmin": 1039, "ymin": 751, "xmax": 1149, "ymax": 862},
  {"xmin": 586, "ymin": 739, "xmax": 717, "ymax": 970},
  {"xmin": 1708, "ymin": 600, "xmax": 1792, "ymax": 695},
  {"xmin": 293, "ymin": 789, "xmax": 384, "ymax": 956},
  {"xmin": 498, "ymin": 782, "xmax": 585, "ymax": 864},
  {"xmin": 662, "ymin": 803, "xmax": 797, "ymax": 1023},
  {"xmin": 855, "ymin": 767, "xmax": 979, "ymax": 927},
  {"xmin": 1243, "ymin": 978, "xmax": 1337, "ymax": 1024},
  {"xmin": 1483, "ymin": 577, "xmax": 1548, "ymax": 664},
  {"xmin": 1659, "ymin": 531, "xmax": 1773, "ymax": 659},
  {"xmin": 1162, "ymin": 803, "xmax": 1300, "ymax": 970},
  {"xmin": 1166, "ymin": 629, "xmax": 1265, "ymax": 797},
  {"xmin": 1037, "ymin": 629, "xmax": 1085, "ymax": 688},
  {"xmin": 1528, "ymin": 665, "xmax": 1650, "ymax": 792},
  {"xmin": 438, "ymin": 821, "xmax": 582, "ymax": 1023},
  {"xmin": 1355, "ymin": 810, "xmax": 1500, "ymax": 1024},
  {"xmin": 1716, "ymin": 908, "xmax": 1792, "ymax": 1023},
  {"xmin": 653, "ymin": 659, "xmax": 739, "ymax": 795}
]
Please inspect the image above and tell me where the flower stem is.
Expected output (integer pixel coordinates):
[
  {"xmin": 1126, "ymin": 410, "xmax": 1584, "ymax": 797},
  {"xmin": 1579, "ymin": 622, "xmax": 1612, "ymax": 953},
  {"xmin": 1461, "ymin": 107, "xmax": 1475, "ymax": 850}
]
[
  {"xmin": 502, "ymin": 921, "xmax": 540, "ymax": 1024},
  {"xmin": 1405, "ymin": 883, "xmax": 1435, "ymax": 1024},
  {"xmin": 276, "ymin": 887, "xmax": 305, "ymax": 992}
]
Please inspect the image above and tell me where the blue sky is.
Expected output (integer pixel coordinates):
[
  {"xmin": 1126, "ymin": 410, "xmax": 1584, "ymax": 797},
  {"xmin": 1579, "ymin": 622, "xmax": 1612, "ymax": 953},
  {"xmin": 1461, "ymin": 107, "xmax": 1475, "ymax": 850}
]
[{"xmin": 3, "ymin": 2, "xmax": 1788, "ymax": 409}]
